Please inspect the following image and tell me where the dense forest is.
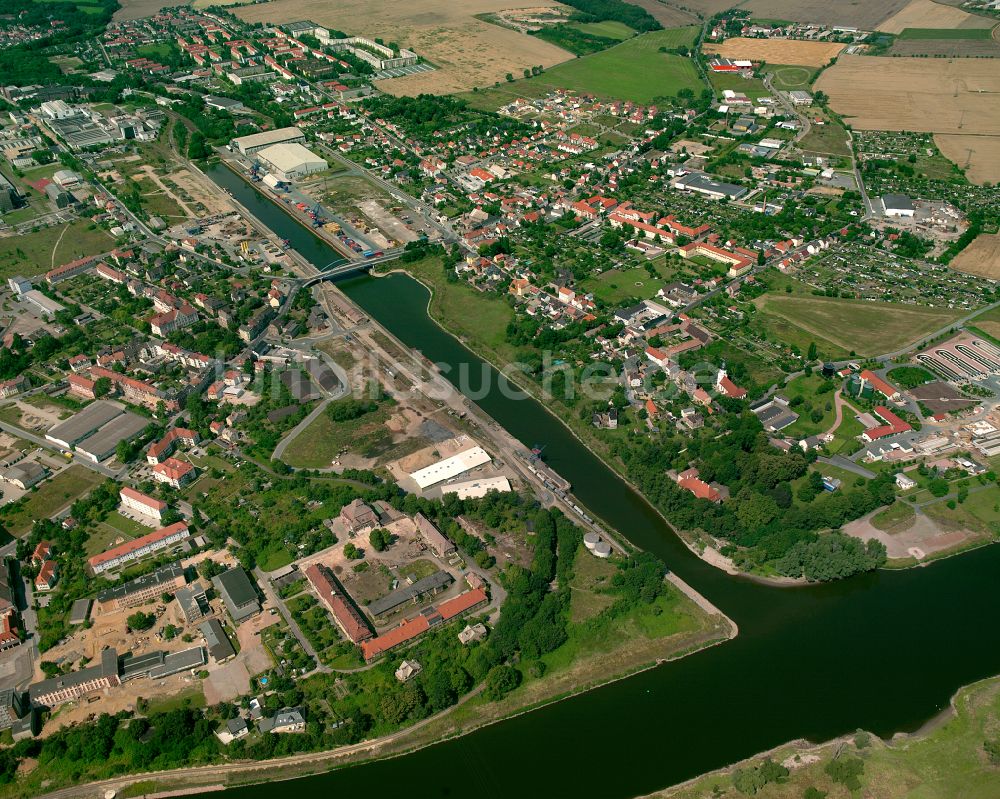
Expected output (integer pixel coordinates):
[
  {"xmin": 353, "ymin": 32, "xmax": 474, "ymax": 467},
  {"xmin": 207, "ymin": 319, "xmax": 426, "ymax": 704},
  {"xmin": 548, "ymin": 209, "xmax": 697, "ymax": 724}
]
[{"xmin": 558, "ymin": 0, "xmax": 662, "ymax": 32}]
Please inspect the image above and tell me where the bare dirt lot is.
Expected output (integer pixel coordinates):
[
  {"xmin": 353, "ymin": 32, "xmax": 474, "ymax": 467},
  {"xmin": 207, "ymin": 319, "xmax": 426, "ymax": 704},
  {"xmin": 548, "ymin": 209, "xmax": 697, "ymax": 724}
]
[
  {"xmin": 815, "ymin": 56, "xmax": 1000, "ymax": 136},
  {"xmin": 235, "ymin": 0, "xmax": 573, "ymax": 95},
  {"xmin": 950, "ymin": 232, "xmax": 1000, "ymax": 279},
  {"xmin": 704, "ymin": 37, "xmax": 844, "ymax": 67},
  {"xmin": 877, "ymin": 0, "xmax": 995, "ymax": 32},
  {"xmin": 741, "ymin": 0, "xmax": 909, "ymax": 29},
  {"xmin": 935, "ymin": 133, "xmax": 1000, "ymax": 184}
]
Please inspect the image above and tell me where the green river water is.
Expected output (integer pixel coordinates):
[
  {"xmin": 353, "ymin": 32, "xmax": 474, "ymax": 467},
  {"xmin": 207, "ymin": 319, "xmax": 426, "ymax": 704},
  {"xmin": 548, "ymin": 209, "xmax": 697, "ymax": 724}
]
[{"xmin": 208, "ymin": 163, "xmax": 1000, "ymax": 798}]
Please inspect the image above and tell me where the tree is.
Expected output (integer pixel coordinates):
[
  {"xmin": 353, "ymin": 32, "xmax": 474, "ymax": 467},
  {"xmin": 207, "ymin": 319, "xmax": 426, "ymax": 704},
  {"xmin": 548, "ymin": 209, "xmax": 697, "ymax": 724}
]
[
  {"xmin": 807, "ymin": 341, "xmax": 818, "ymax": 361},
  {"xmin": 824, "ymin": 756, "xmax": 864, "ymax": 790},
  {"xmin": 484, "ymin": 664, "xmax": 520, "ymax": 701},
  {"xmin": 127, "ymin": 612, "xmax": 155, "ymax": 631},
  {"xmin": 94, "ymin": 376, "xmax": 112, "ymax": 398},
  {"xmin": 368, "ymin": 528, "xmax": 390, "ymax": 552},
  {"xmin": 343, "ymin": 542, "xmax": 361, "ymax": 559}
]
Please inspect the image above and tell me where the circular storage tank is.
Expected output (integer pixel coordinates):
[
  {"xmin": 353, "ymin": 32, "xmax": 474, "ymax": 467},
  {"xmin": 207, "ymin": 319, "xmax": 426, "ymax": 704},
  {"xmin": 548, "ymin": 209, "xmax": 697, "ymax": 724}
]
[
  {"xmin": 583, "ymin": 531, "xmax": 601, "ymax": 550},
  {"xmin": 593, "ymin": 541, "xmax": 612, "ymax": 559}
]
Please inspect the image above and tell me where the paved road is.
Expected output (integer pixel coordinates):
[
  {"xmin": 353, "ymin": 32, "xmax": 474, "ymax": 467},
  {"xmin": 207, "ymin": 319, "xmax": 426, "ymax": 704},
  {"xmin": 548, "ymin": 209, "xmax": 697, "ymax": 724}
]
[
  {"xmin": 817, "ymin": 455, "xmax": 876, "ymax": 479},
  {"xmin": 0, "ymin": 420, "xmax": 122, "ymax": 478}
]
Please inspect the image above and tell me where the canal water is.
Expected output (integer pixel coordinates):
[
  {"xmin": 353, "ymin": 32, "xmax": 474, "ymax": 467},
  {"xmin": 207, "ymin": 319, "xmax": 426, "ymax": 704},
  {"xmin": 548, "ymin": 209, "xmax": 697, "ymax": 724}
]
[{"xmin": 208, "ymin": 165, "xmax": 1000, "ymax": 799}]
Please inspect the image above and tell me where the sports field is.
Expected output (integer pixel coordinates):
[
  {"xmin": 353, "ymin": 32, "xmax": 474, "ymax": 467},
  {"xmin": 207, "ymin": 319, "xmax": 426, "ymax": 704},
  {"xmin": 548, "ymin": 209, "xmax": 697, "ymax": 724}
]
[
  {"xmin": 704, "ymin": 37, "xmax": 844, "ymax": 67},
  {"xmin": 767, "ymin": 64, "xmax": 817, "ymax": 92},
  {"xmin": 754, "ymin": 294, "xmax": 963, "ymax": 356}
]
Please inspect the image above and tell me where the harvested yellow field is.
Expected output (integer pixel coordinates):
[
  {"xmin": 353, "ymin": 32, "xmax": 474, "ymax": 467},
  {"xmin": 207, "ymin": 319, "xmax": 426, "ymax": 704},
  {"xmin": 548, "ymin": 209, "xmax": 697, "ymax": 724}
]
[
  {"xmin": 951, "ymin": 233, "xmax": 1000, "ymax": 279},
  {"xmin": 704, "ymin": 37, "xmax": 844, "ymax": 67},
  {"xmin": 815, "ymin": 56, "xmax": 1000, "ymax": 136},
  {"xmin": 877, "ymin": 0, "xmax": 994, "ymax": 33},
  {"xmin": 235, "ymin": 0, "xmax": 574, "ymax": 95},
  {"xmin": 935, "ymin": 133, "xmax": 1000, "ymax": 184}
]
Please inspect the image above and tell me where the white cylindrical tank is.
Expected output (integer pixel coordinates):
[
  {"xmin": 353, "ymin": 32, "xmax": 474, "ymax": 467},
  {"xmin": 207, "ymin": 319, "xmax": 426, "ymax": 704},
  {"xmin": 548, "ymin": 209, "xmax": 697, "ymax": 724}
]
[
  {"xmin": 593, "ymin": 541, "xmax": 612, "ymax": 558},
  {"xmin": 583, "ymin": 531, "xmax": 601, "ymax": 550}
]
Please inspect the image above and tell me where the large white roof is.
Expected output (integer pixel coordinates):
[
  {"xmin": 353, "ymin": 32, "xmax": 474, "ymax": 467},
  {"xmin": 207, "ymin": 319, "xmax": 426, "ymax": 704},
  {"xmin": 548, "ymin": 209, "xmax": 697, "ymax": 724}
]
[{"xmin": 410, "ymin": 446, "xmax": 491, "ymax": 490}]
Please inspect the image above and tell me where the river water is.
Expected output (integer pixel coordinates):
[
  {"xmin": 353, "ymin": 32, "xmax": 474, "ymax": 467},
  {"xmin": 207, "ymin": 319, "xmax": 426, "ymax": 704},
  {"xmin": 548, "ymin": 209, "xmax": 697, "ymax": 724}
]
[{"xmin": 208, "ymin": 164, "xmax": 1000, "ymax": 798}]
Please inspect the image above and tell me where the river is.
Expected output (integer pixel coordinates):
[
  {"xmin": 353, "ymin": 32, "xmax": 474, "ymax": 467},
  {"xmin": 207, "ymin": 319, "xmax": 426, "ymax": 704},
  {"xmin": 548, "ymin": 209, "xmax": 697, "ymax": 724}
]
[{"xmin": 207, "ymin": 164, "xmax": 1000, "ymax": 798}]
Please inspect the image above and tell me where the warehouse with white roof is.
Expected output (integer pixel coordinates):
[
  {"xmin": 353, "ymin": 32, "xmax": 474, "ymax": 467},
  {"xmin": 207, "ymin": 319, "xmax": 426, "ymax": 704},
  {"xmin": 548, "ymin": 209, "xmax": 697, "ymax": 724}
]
[
  {"xmin": 231, "ymin": 126, "xmax": 305, "ymax": 156},
  {"xmin": 255, "ymin": 142, "xmax": 327, "ymax": 181},
  {"xmin": 410, "ymin": 446, "xmax": 492, "ymax": 490}
]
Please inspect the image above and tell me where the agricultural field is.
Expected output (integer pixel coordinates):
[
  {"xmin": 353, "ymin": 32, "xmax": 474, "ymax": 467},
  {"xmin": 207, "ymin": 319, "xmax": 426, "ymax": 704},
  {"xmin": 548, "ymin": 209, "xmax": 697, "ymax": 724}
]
[
  {"xmin": 753, "ymin": 294, "xmax": 963, "ymax": 356},
  {"xmin": 742, "ymin": 0, "xmax": 909, "ymax": 28},
  {"xmin": 704, "ymin": 37, "xmax": 844, "ymax": 67},
  {"xmin": 935, "ymin": 133, "xmax": 1000, "ymax": 184},
  {"xmin": 235, "ymin": 0, "xmax": 573, "ymax": 95},
  {"xmin": 877, "ymin": 0, "xmax": 995, "ymax": 33},
  {"xmin": 815, "ymin": 56, "xmax": 1000, "ymax": 136},
  {"xmin": 950, "ymin": 233, "xmax": 1000, "ymax": 279},
  {"xmin": 889, "ymin": 24, "xmax": 1000, "ymax": 57},
  {"xmin": 112, "ymin": 0, "xmax": 175, "ymax": 21}
]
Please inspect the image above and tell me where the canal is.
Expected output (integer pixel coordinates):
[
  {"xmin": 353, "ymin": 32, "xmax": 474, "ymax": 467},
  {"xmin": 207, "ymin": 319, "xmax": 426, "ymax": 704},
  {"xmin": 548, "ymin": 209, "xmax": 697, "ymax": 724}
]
[{"xmin": 209, "ymin": 165, "xmax": 1000, "ymax": 799}]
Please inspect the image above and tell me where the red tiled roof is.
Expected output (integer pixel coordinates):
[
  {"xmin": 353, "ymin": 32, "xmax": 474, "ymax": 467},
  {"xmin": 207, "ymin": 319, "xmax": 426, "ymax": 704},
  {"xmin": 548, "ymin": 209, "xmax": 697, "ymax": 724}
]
[
  {"xmin": 864, "ymin": 406, "xmax": 912, "ymax": 441},
  {"xmin": 88, "ymin": 521, "xmax": 188, "ymax": 570},
  {"xmin": 120, "ymin": 486, "xmax": 168, "ymax": 512},
  {"xmin": 678, "ymin": 476, "xmax": 720, "ymax": 502},
  {"xmin": 305, "ymin": 564, "xmax": 372, "ymax": 644},
  {"xmin": 153, "ymin": 457, "xmax": 194, "ymax": 482},
  {"xmin": 860, "ymin": 370, "xmax": 899, "ymax": 398}
]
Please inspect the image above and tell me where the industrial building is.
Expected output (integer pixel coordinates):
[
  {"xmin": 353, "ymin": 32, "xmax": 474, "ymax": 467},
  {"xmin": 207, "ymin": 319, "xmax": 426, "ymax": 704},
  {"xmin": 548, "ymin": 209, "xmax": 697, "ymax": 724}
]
[
  {"xmin": 675, "ymin": 172, "xmax": 748, "ymax": 201},
  {"xmin": 45, "ymin": 400, "xmax": 125, "ymax": 450},
  {"xmin": 95, "ymin": 563, "xmax": 187, "ymax": 612},
  {"xmin": 22, "ymin": 289, "xmax": 65, "ymax": 318},
  {"xmin": 368, "ymin": 570, "xmax": 454, "ymax": 617},
  {"xmin": 255, "ymin": 142, "xmax": 327, "ymax": 181},
  {"xmin": 74, "ymin": 412, "xmax": 149, "ymax": 463},
  {"xmin": 200, "ymin": 618, "xmax": 237, "ymax": 663},
  {"xmin": 443, "ymin": 475, "xmax": 511, "ymax": 500},
  {"xmin": 232, "ymin": 126, "xmax": 305, "ymax": 156},
  {"xmin": 29, "ymin": 648, "xmax": 120, "ymax": 708},
  {"xmin": 213, "ymin": 567, "xmax": 261, "ymax": 624},
  {"xmin": 0, "ymin": 173, "xmax": 20, "ymax": 214},
  {"xmin": 882, "ymin": 194, "xmax": 915, "ymax": 218},
  {"xmin": 409, "ymin": 445, "xmax": 492, "ymax": 490}
]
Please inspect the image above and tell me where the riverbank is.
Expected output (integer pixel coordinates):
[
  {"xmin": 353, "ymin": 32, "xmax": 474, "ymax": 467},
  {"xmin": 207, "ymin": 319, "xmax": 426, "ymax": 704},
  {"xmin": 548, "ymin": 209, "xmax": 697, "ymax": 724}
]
[
  {"xmin": 643, "ymin": 673, "xmax": 1000, "ymax": 799},
  {"xmin": 30, "ymin": 582, "xmax": 734, "ymax": 799},
  {"xmin": 377, "ymin": 261, "xmax": 800, "ymax": 587}
]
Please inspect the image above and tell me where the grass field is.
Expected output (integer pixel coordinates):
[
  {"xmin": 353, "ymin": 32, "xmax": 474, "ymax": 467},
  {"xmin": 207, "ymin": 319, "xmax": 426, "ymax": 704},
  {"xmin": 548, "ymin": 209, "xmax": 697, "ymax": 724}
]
[
  {"xmin": 568, "ymin": 21, "xmax": 635, "ymax": 40},
  {"xmin": 1, "ymin": 467, "xmax": 104, "ymax": 537},
  {"xmin": 779, "ymin": 373, "xmax": 838, "ymax": 438},
  {"xmin": 652, "ymin": 674, "xmax": 1000, "ymax": 799},
  {"xmin": 768, "ymin": 64, "xmax": 818, "ymax": 92},
  {"xmin": 754, "ymin": 294, "xmax": 963, "ymax": 356},
  {"xmin": 580, "ymin": 264, "xmax": 677, "ymax": 305},
  {"xmin": 467, "ymin": 28, "xmax": 703, "ymax": 105},
  {"xmin": 0, "ymin": 221, "xmax": 114, "ymax": 282},
  {"xmin": 797, "ymin": 111, "xmax": 852, "ymax": 158},
  {"xmin": 872, "ymin": 501, "xmax": 916, "ymax": 533},
  {"xmin": 898, "ymin": 26, "xmax": 995, "ymax": 38},
  {"xmin": 755, "ymin": 304, "xmax": 852, "ymax": 361},
  {"xmin": 390, "ymin": 255, "xmax": 515, "ymax": 365}
]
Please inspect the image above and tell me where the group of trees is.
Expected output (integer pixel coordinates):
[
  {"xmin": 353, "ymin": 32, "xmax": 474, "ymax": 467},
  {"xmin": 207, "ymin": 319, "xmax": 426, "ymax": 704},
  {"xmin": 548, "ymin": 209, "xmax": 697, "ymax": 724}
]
[{"xmin": 610, "ymin": 410, "xmax": 891, "ymax": 580}]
